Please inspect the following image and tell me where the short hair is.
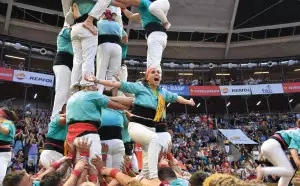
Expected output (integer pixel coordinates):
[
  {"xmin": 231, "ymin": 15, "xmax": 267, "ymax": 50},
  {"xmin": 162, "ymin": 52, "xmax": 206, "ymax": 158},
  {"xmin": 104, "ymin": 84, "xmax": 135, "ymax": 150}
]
[
  {"xmin": 189, "ymin": 171, "xmax": 209, "ymax": 186},
  {"xmin": 40, "ymin": 172, "xmax": 62, "ymax": 186},
  {"xmin": 158, "ymin": 167, "xmax": 176, "ymax": 182},
  {"xmin": 3, "ymin": 171, "xmax": 25, "ymax": 186}
]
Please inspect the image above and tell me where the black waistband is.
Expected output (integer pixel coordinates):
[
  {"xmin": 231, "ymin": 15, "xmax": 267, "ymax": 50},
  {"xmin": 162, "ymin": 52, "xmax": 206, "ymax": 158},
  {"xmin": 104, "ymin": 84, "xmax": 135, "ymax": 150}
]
[
  {"xmin": 131, "ymin": 105, "xmax": 156, "ymax": 119},
  {"xmin": 98, "ymin": 34, "xmax": 120, "ymax": 45},
  {"xmin": 44, "ymin": 138, "xmax": 64, "ymax": 155},
  {"xmin": 74, "ymin": 14, "xmax": 97, "ymax": 26},
  {"xmin": 53, "ymin": 51, "xmax": 73, "ymax": 70},
  {"xmin": 156, "ymin": 123, "xmax": 168, "ymax": 133},
  {"xmin": 145, "ymin": 22, "xmax": 166, "ymax": 37},
  {"xmin": 124, "ymin": 141, "xmax": 134, "ymax": 155},
  {"xmin": 68, "ymin": 120, "xmax": 100, "ymax": 128},
  {"xmin": 0, "ymin": 148, "xmax": 11, "ymax": 152},
  {"xmin": 0, "ymin": 140, "xmax": 10, "ymax": 146},
  {"xmin": 270, "ymin": 134, "xmax": 288, "ymax": 150},
  {"xmin": 99, "ymin": 126, "xmax": 122, "ymax": 140}
]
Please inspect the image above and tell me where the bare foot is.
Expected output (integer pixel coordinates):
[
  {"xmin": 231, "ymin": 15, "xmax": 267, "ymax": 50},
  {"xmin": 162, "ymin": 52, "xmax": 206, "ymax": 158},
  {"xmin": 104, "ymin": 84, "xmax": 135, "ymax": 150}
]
[
  {"xmin": 255, "ymin": 165, "xmax": 264, "ymax": 183},
  {"xmin": 72, "ymin": 3, "xmax": 81, "ymax": 19},
  {"xmin": 163, "ymin": 21, "xmax": 171, "ymax": 30},
  {"xmin": 83, "ymin": 17, "xmax": 97, "ymax": 35}
]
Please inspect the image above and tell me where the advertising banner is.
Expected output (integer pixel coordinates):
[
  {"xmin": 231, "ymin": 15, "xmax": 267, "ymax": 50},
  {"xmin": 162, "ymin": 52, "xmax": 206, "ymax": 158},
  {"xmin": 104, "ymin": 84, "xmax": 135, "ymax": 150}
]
[
  {"xmin": 0, "ymin": 67, "xmax": 14, "ymax": 81},
  {"xmin": 219, "ymin": 85, "xmax": 251, "ymax": 96},
  {"xmin": 250, "ymin": 84, "xmax": 283, "ymax": 95},
  {"xmin": 160, "ymin": 85, "xmax": 189, "ymax": 96},
  {"xmin": 189, "ymin": 86, "xmax": 220, "ymax": 96},
  {"xmin": 282, "ymin": 82, "xmax": 300, "ymax": 93},
  {"xmin": 13, "ymin": 70, "xmax": 54, "ymax": 87},
  {"xmin": 219, "ymin": 129, "xmax": 257, "ymax": 145}
]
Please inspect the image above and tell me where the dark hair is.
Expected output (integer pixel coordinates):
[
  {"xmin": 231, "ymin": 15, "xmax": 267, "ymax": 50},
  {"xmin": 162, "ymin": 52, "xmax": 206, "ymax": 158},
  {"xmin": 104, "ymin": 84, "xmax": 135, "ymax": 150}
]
[
  {"xmin": 103, "ymin": 90, "xmax": 113, "ymax": 97},
  {"xmin": 1, "ymin": 107, "xmax": 18, "ymax": 122},
  {"xmin": 40, "ymin": 172, "xmax": 62, "ymax": 186},
  {"xmin": 189, "ymin": 171, "xmax": 209, "ymax": 186},
  {"xmin": 3, "ymin": 171, "xmax": 25, "ymax": 186},
  {"xmin": 158, "ymin": 167, "xmax": 176, "ymax": 182}
]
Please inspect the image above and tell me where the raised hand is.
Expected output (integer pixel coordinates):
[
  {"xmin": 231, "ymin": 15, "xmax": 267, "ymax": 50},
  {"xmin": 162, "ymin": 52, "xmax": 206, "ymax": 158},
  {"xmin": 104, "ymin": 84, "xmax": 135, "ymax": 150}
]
[{"xmin": 84, "ymin": 73, "xmax": 96, "ymax": 83}]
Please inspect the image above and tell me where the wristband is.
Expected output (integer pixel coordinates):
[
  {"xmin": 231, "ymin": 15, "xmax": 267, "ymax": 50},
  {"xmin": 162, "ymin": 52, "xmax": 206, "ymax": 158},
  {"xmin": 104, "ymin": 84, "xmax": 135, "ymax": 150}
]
[
  {"xmin": 167, "ymin": 153, "xmax": 173, "ymax": 160},
  {"xmin": 51, "ymin": 162, "xmax": 60, "ymax": 169},
  {"xmin": 80, "ymin": 151, "xmax": 89, "ymax": 157},
  {"xmin": 160, "ymin": 164, "xmax": 169, "ymax": 168},
  {"xmin": 101, "ymin": 152, "xmax": 107, "ymax": 155},
  {"xmin": 110, "ymin": 169, "xmax": 120, "ymax": 179},
  {"xmin": 102, "ymin": 154, "xmax": 107, "ymax": 160},
  {"xmin": 72, "ymin": 170, "xmax": 81, "ymax": 177},
  {"xmin": 88, "ymin": 174, "xmax": 98, "ymax": 182},
  {"xmin": 34, "ymin": 173, "xmax": 39, "ymax": 178},
  {"xmin": 121, "ymin": 8, "xmax": 126, "ymax": 12},
  {"xmin": 135, "ymin": 175, "xmax": 144, "ymax": 182}
]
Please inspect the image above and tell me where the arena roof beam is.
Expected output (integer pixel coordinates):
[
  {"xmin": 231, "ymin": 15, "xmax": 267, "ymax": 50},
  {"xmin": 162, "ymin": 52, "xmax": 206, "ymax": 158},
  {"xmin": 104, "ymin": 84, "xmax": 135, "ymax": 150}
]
[
  {"xmin": 3, "ymin": 0, "xmax": 13, "ymax": 34},
  {"xmin": 233, "ymin": 22, "xmax": 300, "ymax": 34},
  {"xmin": 224, "ymin": 0, "xmax": 239, "ymax": 58}
]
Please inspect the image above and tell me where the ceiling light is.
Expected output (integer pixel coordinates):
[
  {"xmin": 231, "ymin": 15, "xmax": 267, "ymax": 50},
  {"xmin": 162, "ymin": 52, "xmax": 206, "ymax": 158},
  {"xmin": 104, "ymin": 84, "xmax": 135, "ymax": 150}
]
[
  {"xmin": 294, "ymin": 69, "xmax": 300, "ymax": 72},
  {"xmin": 226, "ymin": 102, "xmax": 231, "ymax": 107},
  {"xmin": 289, "ymin": 99, "xmax": 293, "ymax": 103},
  {"xmin": 256, "ymin": 101, "xmax": 261, "ymax": 106},
  {"xmin": 139, "ymin": 72, "xmax": 145, "ymax": 74},
  {"xmin": 216, "ymin": 73, "xmax": 230, "ymax": 76},
  {"xmin": 34, "ymin": 93, "xmax": 37, "ymax": 99},
  {"xmin": 196, "ymin": 103, "xmax": 201, "ymax": 107},
  {"xmin": 167, "ymin": 103, "xmax": 171, "ymax": 107},
  {"xmin": 178, "ymin": 73, "xmax": 193, "ymax": 76},
  {"xmin": 254, "ymin": 72, "xmax": 269, "ymax": 74},
  {"xmin": 5, "ymin": 55, "xmax": 25, "ymax": 60}
]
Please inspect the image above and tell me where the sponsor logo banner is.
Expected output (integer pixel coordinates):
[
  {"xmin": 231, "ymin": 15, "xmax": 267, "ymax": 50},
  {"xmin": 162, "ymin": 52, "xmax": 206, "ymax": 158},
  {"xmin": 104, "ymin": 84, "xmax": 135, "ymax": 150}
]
[
  {"xmin": 250, "ymin": 84, "xmax": 283, "ymax": 95},
  {"xmin": 13, "ymin": 70, "xmax": 54, "ymax": 87},
  {"xmin": 219, "ymin": 85, "xmax": 251, "ymax": 96},
  {"xmin": 160, "ymin": 85, "xmax": 189, "ymax": 96},
  {"xmin": 282, "ymin": 82, "xmax": 300, "ymax": 93},
  {"xmin": 0, "ymin": 67, "xmax": 14, "ymax": 81},
  {"xmin": 189, "ymin": 86, "xmax": 220, "ymax": 96}
]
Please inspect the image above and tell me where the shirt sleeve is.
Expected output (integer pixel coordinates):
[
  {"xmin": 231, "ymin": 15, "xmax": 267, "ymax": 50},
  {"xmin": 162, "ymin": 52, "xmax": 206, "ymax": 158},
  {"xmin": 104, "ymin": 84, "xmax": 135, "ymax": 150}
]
[
  {"xmin": 289, "ymin": 139, "xmax": 300, "ymax": 151},
  {"xmin": 163, "ymin": 89, "xmax": 178, "ymax": 103},
  {"xmin": 93, "ymin": 93, "xmax": 109, "ymax": 109},
  {"xmin": 122, "ymin": 112, "xmax": 129, "ymax": 127},
  {"xmin": 138, "ymin": 0, "xmax": 147, "ymax": 8},
  {"xmin": 119, "ymin": 81, "xmax": 143, "ymax": 94}
]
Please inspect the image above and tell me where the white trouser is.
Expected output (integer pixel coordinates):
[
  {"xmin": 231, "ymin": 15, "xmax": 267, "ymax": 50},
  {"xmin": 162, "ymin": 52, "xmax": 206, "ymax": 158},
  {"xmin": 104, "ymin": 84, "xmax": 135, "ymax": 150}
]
[
  {"xmin": 89, "ymin": 0, "xmax": 112, "ymax": 20},
  {"xmin": 130, "ymin": 153, "xmax": 139, "ymax": 173},
  {"xmin": 149, "ymin": 0, "xmax": 170, "ymax": 24},
  {"xmin": 73, "ymin": 133, "xmax": 102, "ymax": 162},
  {"xmin": 102, "ymin": 139, "xmax": 125, "ymax": 169},
  {"xmin": 0, "ymin": 152, "xmax": 11, "ymax": 184},
  {"xmin": 51, "ymin": 65, "xmax": 71, "ymax": 119},
  {"xmin": 70, "ymin": 23, "xmax": 97, "ymax": 88},
  {"xmin": 261, "ymin": 139, "xmax": 295, "ymax": 186},
  {"xmin": 157, "ymin": 132, "xmax": 171, "ymax": 151},
  {"xmin": 128, "ymin": 122, "xmax": 160, "ymax": 179},
  {"xmin": 119, "ymin": 65, "xmax": 128, "ymax": 82},
  {"xmin": 39, "ymin": 150, "xmax": 64, "ymax": 169},
  {"xmin": 147, "ymin": 31, "xmax": 167, "ymax": 72},
  {"xmin": 96, "ymin": 43, "xmax": 122, "ymax": 94}
]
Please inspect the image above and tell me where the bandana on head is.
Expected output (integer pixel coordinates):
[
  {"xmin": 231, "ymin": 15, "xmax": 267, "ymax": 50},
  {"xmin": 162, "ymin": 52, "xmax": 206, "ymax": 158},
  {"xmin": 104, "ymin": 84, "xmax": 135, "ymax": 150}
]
[
  {"xmin": 105, "ymin": 9, "xmax": 113, "ymax": 21},
  {"xmin": 145, "ymin": 67, "xmax": 156, "ymax": 79}
]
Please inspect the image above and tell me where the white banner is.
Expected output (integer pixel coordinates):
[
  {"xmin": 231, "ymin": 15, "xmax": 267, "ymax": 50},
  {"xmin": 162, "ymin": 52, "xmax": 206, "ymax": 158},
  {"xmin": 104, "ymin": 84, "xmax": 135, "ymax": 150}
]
[
  {"xmin": 13, "ymin": 70, "xmax": 54, "ymax": 87},
  {"xmin": 250, "ymin": 84, "xmax": 283, "ymax": 95},
  {"xmin": 219, "ymin": 85, "xmax": 251, "ymax": 96},
  {"xmin": 219, "ymin": 129, "xmax": 257, "ymax": 145}
]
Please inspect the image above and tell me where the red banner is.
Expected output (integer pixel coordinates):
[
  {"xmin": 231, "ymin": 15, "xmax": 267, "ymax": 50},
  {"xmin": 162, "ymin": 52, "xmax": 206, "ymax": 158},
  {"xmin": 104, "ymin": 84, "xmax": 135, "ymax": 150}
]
[
  {"xmin": 189, "ymin": 86, "xmax": 220, "ymax": 96},
  {"xmin": 0, "ymin": 67, "xmax": 14, "ymax": 81},
  {"xmin": 282, "ymin": 82, "xmax": 300, "ymax": 93}
]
